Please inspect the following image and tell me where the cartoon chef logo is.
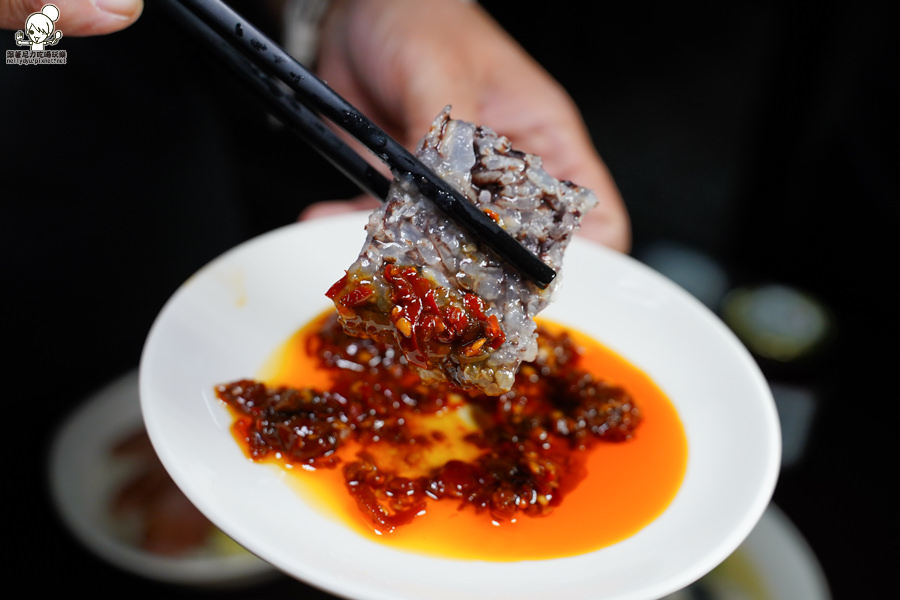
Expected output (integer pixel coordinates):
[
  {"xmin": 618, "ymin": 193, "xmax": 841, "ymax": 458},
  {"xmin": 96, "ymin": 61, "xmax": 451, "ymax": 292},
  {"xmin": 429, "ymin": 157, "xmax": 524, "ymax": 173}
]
[{"xmin": 15, "ymin": 4, "xmax": 63, "ymax": 51}]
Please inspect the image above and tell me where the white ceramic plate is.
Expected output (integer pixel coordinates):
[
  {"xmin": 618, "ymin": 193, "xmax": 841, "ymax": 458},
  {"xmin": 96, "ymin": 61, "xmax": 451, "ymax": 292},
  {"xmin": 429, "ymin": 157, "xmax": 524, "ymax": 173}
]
[
  {"xmin": 140, "ymin": 212, "xmax": 780, "ymax": 600},
  {"xmin": 663, "ymin": 503, "xmax": 830, "ymax": 600},
  {"xmin": 47, "ymin": 369, "xmax": 278, "ymax": 587}
]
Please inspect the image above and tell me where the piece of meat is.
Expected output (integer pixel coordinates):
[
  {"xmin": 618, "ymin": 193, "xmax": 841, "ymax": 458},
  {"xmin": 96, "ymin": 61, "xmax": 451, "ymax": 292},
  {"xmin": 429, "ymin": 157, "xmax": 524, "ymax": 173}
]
[{"xmin": 327, "ymin": 107, "xmax": 596, "ymax": 395}]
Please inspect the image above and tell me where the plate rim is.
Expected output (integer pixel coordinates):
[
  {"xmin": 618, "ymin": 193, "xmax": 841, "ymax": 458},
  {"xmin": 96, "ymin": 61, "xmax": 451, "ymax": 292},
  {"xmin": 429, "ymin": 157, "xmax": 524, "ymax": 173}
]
[
  {"xmin": 139, "ymin": 212, "xmax": 781, "ymax": 600},
  {"xmin": 47, "ymin": 369, "xmax": 279, "ymax": 586}
]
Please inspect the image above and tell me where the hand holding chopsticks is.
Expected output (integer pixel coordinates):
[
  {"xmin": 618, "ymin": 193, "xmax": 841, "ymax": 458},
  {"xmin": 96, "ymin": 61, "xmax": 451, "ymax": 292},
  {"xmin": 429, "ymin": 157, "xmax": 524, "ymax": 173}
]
[{"xmin": 158, "ymin": 0, "xmax": 556, "ymax": 288}]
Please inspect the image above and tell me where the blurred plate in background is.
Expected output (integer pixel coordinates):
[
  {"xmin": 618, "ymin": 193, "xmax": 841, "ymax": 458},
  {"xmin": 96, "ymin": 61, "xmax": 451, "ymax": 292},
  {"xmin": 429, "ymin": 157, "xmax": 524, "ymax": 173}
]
[{"xmin": 48, "ymin": 369, "xmax": 278, "ymax": 588}]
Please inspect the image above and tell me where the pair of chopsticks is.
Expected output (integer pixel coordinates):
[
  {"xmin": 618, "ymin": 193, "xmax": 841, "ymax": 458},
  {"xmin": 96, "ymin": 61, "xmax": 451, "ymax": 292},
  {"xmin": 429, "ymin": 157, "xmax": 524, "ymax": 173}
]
[{"xmin": 157, "ymin": 0, "xmax": 556, "ymax": 288}]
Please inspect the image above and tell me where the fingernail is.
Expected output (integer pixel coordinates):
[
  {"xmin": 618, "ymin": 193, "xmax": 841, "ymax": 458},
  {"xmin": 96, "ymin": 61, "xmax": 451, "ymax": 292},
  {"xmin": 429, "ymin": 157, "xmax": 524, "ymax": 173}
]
[{"xmin": 94, "ymin": 0, "xmax": 142, "ymax": 19}]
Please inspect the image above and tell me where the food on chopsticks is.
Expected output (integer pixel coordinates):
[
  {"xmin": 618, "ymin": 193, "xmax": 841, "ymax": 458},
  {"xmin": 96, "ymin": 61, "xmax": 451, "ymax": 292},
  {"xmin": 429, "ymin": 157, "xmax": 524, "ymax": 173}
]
[
  {"xmin": 212, "ymin": 110, "xmax": 686, "ymax": 559},
  {"xmin": 326, "ymin": 107, "xmax": 597, "ymax": 396}
]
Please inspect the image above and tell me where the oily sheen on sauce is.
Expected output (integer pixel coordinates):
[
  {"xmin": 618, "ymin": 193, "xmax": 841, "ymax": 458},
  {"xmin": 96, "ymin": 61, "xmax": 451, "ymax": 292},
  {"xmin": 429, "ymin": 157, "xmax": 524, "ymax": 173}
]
[{"xmin": 221, "ymin": 312, "xmax": 687, "ymax": 562}]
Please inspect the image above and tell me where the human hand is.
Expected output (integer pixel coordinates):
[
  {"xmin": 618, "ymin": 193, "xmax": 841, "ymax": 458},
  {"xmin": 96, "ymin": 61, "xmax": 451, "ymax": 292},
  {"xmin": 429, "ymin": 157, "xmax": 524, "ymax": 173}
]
[
  {"xmin": 300, "ymin": 0, "xmax": 630, "ymax": 252},
  {"xmin": 0, "ymin": 0, "xmax": 143, "ymax": 36}
]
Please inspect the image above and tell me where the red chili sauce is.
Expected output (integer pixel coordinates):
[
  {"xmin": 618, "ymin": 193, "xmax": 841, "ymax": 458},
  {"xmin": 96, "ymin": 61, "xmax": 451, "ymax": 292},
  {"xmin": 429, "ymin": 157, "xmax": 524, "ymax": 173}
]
[
  {"xmin": 326, "ymin": 264, "xmax": 506, "ymax": 383},
  {"xmin": 216, "ymin": 311, "xmax": 687, "ymax": 561}
]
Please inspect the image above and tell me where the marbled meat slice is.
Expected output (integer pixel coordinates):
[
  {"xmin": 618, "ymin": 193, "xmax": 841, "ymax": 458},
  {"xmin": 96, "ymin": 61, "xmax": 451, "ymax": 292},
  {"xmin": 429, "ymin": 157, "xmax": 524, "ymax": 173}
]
[{"xmin": 326, "ymin": 107, "xmax": 597, "ymax": 395}]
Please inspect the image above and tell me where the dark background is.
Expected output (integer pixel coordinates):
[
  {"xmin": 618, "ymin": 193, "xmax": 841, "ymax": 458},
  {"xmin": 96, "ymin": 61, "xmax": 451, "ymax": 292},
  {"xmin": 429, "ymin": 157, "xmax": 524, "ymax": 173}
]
[{"xmin": 4, "ymin": 1, "xmax": 895, "ymax": 598}]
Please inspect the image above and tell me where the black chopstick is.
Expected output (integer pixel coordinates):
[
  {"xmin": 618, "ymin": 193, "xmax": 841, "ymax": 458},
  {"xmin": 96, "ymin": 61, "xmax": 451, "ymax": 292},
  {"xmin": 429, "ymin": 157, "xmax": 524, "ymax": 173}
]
[
  {"xmin": 158, "ymin": 0, "xmax": 390, "ymax": 201},
  {"xmin": 163, "ymin": 0, "xmax": 557, "ymax": 288}
]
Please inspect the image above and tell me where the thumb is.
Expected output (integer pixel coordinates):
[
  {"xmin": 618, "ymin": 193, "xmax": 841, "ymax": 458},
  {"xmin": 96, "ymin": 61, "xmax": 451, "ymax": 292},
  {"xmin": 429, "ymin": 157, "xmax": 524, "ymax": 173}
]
[
  {"xmin": 398, "ymin": 52, "xmax": 481, "ymax": 149},
  {"xmin": 298, "ymin": 195, "xmax": 381, "ymax": 222},
  {"xmin": 1, "ymin": 1, "xmax": 143, "ymax": 36}
]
